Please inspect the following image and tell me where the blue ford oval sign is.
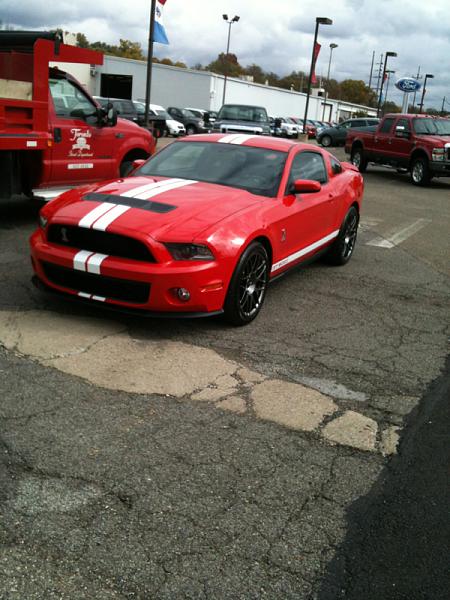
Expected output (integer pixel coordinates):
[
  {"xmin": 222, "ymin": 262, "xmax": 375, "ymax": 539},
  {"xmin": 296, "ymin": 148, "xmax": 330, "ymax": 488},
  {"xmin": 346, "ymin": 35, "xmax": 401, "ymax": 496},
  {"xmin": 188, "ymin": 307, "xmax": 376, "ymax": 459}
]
[{"xmin": 395, "ymin": 78, "xmax": 421, "ymax": 93}]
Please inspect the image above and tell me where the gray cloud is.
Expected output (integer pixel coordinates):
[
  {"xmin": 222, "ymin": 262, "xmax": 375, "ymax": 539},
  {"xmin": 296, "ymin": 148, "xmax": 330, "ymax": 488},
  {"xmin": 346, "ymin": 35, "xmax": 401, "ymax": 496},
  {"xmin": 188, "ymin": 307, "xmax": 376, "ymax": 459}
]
[{"xmin": 0, "ymin": 0, "xmax": 448, "ymax": 108}]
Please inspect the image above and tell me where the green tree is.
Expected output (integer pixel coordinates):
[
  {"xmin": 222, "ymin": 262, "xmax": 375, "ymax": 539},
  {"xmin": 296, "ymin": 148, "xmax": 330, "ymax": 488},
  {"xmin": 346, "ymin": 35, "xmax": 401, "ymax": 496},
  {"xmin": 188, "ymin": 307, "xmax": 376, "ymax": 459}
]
[
  {"xmin": 244, "ymin": 64, "xmax": 266, "ymax": 84},
  {"xmin": 117, "ymin": 39, "xmax": 144, "ymax": 60},
  {"xmin": 76, "ymin": 32, "xmax": 89, "ymax": 48},
  {"xmin": 382, "ymin": 101, "xmax": 401, "ymax": 114},
  {"xmin": 340, "ymin": 79, "xmax": 377, "ymax": 107},
  {"xmin": 207, "ymin": 53, "xmax": 243, "ymax": 78}
]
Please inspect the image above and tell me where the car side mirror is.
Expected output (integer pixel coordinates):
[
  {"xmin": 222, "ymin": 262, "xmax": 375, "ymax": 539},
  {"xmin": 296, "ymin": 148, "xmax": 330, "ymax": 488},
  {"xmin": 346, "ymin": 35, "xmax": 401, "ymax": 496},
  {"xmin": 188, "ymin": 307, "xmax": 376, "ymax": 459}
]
[
  {"xmin": 292, "ymin": 179, "xmax": 322, "ymax": 194},
  {"xmin": 104, "ymin": 103, "xmax": 118, "ymax": 127},
  {"xmin": 131, "ymin": 158, "xmax": 146, "ymax": 172}
]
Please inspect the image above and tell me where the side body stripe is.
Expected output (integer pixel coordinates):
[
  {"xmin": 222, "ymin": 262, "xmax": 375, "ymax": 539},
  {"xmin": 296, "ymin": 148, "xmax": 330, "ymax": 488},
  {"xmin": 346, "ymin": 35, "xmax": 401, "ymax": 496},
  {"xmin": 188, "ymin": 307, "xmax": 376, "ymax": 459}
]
[{"xmin": 271, "ymin": 230, "xmax": 340, "ymax": 273}]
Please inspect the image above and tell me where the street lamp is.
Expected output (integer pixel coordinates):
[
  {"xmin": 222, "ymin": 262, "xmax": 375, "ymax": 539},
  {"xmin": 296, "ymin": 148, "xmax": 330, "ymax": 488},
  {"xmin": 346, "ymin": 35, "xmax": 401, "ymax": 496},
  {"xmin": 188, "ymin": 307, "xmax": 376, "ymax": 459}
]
[
  {"xmin": 383, "ymin": 69, "xmax": 395, "ymax": 111},
  {"xmin": 303, "ymin": 17, "xmax": 333, "ymax": 134},
  {"xmin": 222, "ymin": 14, "xmax": 240, "ymax": 106},
  {"xmin": 321, "ymin": 43, "xmax": 338, "ymax": 121},
  {"xmin": 377, "ymin": 51, "xmax": 397, "ymax": 116},
  {"xmin": 418, "ymin": 73, "xmax": 434, "ymax": 114}
]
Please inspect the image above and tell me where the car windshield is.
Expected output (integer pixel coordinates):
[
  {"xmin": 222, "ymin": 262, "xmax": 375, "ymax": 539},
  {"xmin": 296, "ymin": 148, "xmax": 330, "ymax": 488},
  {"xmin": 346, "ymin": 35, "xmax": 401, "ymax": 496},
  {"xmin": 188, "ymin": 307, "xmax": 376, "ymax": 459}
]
[
  {"xmin": 218, "ymin": 105, "xmax": 269, "ymax": 123},
  {"xmin": 135, "ymin": 141, "xmax": 287, "ymax": 197},
  {"xmin": 181, "ymin": 109, "xmax": 197, "ymax": 118},
  {"xmin": 156, "ymin": 109, "xmax": 171, "ymax": 118},
  {"xmin": 413, "ymin": 118, "xmax": 450, "ymax": 135}
]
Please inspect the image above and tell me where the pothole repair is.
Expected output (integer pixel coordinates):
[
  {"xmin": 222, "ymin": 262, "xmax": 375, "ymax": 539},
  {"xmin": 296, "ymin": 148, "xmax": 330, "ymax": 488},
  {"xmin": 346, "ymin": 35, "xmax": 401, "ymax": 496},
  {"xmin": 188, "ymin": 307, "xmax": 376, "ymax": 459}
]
[{"xmin": 0, "ymin": 310, "xmax": 400, "ymax": 454}]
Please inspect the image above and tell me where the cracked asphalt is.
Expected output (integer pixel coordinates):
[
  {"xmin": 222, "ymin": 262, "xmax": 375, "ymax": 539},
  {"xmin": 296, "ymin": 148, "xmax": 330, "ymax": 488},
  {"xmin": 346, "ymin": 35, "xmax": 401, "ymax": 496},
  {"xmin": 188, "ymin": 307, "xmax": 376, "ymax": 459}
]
[{"xmin": 0, "ymin": 144, "xmax": 449, "ymax": 598}]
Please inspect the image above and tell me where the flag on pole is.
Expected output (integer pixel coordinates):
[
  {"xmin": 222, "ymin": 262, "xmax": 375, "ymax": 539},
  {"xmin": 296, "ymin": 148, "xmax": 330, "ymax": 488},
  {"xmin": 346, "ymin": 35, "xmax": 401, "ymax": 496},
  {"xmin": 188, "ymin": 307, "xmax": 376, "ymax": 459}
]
[
  {"xmin": 154, "ymin": 0, "xmax": 169, "ymax": 45},
  {"xmin": 311, "ymin": 42, "xmax": 321, "ymax": 85}
]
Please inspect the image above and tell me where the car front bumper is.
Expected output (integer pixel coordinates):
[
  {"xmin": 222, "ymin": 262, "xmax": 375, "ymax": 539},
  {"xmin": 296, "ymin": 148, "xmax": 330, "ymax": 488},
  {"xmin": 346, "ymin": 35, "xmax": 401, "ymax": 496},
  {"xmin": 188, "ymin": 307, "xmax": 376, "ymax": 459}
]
[
  {"xmin": 30, "ymin": 230, "xmax": 230, "ymax": 315},
  {"xmin": 430, "ymin": 160, "xmax": 450, "ymax": 175}
]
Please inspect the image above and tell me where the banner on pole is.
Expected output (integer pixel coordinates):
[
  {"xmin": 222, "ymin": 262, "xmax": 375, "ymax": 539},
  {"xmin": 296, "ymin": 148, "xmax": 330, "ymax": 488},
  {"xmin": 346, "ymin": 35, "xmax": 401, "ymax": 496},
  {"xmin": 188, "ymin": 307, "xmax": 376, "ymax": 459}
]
[
  {"xmin": 311, "ymin": 42, "xmax": 321, "ymax": 85},
  {"xmin": 154, "ymin": 0, "xmax": 169, "ymax": 45}
]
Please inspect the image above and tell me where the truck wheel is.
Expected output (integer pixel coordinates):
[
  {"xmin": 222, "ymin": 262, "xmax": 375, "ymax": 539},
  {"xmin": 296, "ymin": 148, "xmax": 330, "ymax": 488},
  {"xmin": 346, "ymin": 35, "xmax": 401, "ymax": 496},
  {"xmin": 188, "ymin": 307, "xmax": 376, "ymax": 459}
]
[
  {"xmin": 186, "ymin": 125, "xmax": 197, "ymax": 135},
  {"xmin": 351, "ymin": 147, "xmax": 368, "ymax": 173},
  {"xmin": 119, "ymin": 161, "xmax": 133, "ymax": 177},
  {"xmin": 321, "ymin": 135, "xmax": 332, "ymax": 147},
  {"xmin": 410, "ymin": 157, "xmax": 431, "ymax": 186}
]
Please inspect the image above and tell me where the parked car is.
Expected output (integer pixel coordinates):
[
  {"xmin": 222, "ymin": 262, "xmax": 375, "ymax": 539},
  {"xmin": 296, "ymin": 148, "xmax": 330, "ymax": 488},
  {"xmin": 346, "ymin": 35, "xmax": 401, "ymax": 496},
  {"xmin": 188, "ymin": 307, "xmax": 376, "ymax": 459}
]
[
  {"xmin": 94, "ymin": 96, "xmax": 143, "ymax": 125},
  {"xmin": 317, "ymin": 117, "xmax": 380, "ymax": 147},
  {"xmin": 346, "ymin": 113, "xmax": 450, "ymax": 185},
  {"xmin": 291, "ymin": 118, "xmax": 317, "ymax": 137},
  {"xmin": 213, "ymin": 104, "xmax": 271, "ymax": 135},
  {"xmin": 31, "ymin": 133, "xmax": 364, "ymax": 325},
  {"xmin": 134, "ymin": 102, "xmax": 186, "ymax": 137},
  {"xmin": 185, "ymin": 107, "xmax": 216, "ymax": 124},
  {"xmin": 276, "ymin": 117, "xmax": 298, "ymax": 138},
  {"xmin": 167, "ymin": 107, "xmax": 211, "ymax": 135}
]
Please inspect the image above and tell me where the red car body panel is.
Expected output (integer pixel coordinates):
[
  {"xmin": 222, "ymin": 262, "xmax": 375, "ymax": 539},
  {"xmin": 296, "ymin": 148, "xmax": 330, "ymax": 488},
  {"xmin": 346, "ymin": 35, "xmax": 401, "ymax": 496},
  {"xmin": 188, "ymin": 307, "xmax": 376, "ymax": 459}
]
[{"xmin": 30, "ymin": 134, "xmax": 364, "ymax": 316}]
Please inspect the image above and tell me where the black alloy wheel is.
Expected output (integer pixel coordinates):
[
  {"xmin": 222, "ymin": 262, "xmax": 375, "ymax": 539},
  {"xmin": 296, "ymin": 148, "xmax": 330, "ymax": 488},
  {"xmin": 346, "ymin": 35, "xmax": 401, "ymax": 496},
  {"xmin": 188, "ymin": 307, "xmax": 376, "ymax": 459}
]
[
  {"xmin": 320, "ymin": 134, "xmax": 332, "ymax": 147},
  {"xmin": 224, "ymin": 242, "xmax": 269, "ymax": 326},
  {"xmin": 324, "ymin": 206, "xmax": 359, "ymax": 266}
]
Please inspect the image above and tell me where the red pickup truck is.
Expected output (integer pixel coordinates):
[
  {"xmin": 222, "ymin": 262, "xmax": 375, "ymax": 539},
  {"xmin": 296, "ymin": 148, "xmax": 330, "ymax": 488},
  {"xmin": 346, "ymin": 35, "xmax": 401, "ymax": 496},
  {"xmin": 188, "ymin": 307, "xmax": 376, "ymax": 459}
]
[
  {"xmin": 0, "ymin": 31, "xmax": 156, "ymax": 203},
  {"xmin": 345, "ymin": 113, "xmax": 450, "ymax": 186}
]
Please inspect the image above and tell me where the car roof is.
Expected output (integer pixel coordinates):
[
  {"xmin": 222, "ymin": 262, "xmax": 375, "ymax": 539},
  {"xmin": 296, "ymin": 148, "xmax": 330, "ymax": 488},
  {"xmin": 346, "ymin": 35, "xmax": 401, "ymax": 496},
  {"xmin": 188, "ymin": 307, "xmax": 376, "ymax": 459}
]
[{"xmin": 177, "ymin": 133, "xmax": 315, "ymax": 153}]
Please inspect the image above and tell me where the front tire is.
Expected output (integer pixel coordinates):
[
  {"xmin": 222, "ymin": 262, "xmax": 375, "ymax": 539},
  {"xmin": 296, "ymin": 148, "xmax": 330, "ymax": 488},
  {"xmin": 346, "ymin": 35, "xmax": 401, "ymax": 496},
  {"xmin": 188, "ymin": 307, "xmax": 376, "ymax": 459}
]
[
  {"xmin": 224, "ymin": 242, "xmax": 269, "ymax": 326},
  {"xmin": 324, "ymin": 206, "xmax": 359, "ymax": 266},
  {"xmin": 186, "ymin": 125, "xmax": 197, "ymax": 135},
  {"xmin": 351, "ymin": 146, "xmax": 368, "ymax": 173},
  {"xmin": 321, "ymin": 135, "xmax": 332, "ymax": 147},
  {"xmin": 410, "ymin": 156, "xmax": 431, "ymax": 186}
]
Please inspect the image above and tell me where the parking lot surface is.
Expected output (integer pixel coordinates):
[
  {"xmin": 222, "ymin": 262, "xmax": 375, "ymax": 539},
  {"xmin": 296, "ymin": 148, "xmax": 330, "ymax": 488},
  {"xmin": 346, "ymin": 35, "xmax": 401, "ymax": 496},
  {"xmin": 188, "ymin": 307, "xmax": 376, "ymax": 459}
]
[{"xmin": 1, "ymin": 141, "xmax": 449, "ymax": 598}]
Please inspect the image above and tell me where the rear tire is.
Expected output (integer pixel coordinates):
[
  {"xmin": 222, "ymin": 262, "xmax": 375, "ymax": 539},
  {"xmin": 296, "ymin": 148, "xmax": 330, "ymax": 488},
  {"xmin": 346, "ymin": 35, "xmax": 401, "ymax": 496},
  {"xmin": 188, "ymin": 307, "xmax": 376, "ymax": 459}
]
[
  {"xmin": 224, "ymin": 242, "xmax": 269, "ymax": 326},
  {"xmin": 186, "ymin": 125, "xmax": 197, "ymax": 135},
  {"xmin": 324, "ymin": 206, "xmax": 359, "ymax": 266},
  {"xmin": 410, "ymin": 156, "xmax": 431, "ymax": 186},
  {"xmin": 351, "ymin": 146, "xmax": 368, "ymax": 173},
  {"xmin": 321, "ymin": 135, "xmax": 332, "ymax": 147}
]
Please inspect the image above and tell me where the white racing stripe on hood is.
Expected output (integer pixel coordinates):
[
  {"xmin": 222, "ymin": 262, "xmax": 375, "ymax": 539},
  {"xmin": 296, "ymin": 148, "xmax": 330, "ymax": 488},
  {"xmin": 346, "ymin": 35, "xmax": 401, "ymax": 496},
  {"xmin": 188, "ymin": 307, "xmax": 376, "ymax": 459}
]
[
  {"xmin": 120, "ymin": 178, "xmax": 185, "ymax": 198},
  {"xmin": 219, "ymin": 134, "xmax": 258, "ymax": 145},
  {"xmin": 78, "ymin": 202, "xmax": 116, "ymax": 229},
  {"xmin": 132, "ymin": 178, "xmax": 197, "ymax": 199},
  {"xmin": 92, "ymin": 204, "xmax": 131, "ymax": 231}
]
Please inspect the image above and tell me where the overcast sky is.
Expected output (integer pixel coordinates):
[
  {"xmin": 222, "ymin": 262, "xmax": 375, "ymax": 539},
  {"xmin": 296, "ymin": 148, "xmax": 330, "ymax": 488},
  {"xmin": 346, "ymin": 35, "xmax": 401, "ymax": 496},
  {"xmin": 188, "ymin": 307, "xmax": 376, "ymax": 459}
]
[{"xmin": 1, "ymin": 0, "xmax": 448, "ymax": 109}]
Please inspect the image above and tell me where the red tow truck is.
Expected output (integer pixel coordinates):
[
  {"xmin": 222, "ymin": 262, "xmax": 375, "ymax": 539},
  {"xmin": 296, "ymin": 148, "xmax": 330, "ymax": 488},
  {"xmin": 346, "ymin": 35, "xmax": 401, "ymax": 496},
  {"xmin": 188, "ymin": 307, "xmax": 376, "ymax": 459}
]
[
  {"xmin": 345, "ymin": 113, "xmax": 450, "ymax": 185},
  {"xmin": 0, "ymin": 31, "xmax": 156, "ymax": 203}
]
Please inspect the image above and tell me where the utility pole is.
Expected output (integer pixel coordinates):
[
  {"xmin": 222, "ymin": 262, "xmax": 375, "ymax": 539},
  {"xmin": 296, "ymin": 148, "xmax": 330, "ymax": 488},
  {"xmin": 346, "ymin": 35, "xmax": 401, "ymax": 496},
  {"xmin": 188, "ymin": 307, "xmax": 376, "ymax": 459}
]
[
  {"xmin": 368, "ymin": 50, "xmax": 375, "ymax": 89},
  {"xmin": 144, "ymin": 0, "xmax": 157, "ymax": 128},
  {"xmin": 441, "ymin": 96, "xmax": 446, "ymax": 114},
  {"xmin": 374, "ymin": 53, "xmax": 383, "ymax": 96},
  {"xmin": 410, "ymin": 66, "xmax": 421, "ymax": 113}
]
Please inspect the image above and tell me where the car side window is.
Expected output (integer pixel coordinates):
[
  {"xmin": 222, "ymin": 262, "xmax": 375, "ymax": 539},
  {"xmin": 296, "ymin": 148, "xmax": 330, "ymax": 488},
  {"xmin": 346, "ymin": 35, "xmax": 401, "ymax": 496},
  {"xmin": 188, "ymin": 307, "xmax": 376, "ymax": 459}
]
[
  {"xmin": 288, "ymin": 151, "xmax": 328, "ymax": 187},
  {"xmin": 350, "ymin": 120, "xmax": 365, "ymax": 128},
  {"xmin": 330, "ymin": 155, "xmax": 342, "ymax": 175},
  {"xmin": 379, "ymin": 118, "xmax": 395, "ymax": 134},
  {"xmin": 396, "ymin": 118, "xmax": 411, "ymax": 132},
  {"xmin": 340, "ymin": 121, "xmax": 351, "ymax": 129},
  {"xmin": 49, "ymin": 78, "xmax": 96, "ymax": 119}
]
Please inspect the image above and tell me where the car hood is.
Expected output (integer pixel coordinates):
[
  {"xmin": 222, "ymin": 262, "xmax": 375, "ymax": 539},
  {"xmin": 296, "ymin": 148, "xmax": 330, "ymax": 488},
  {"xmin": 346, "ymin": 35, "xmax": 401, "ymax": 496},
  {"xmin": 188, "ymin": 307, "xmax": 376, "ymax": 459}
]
[
  {"xmin": 166, "ymin": 119, "xmax": 185, "ymax": 128},
  {"xmin": 48, "ymin": 176, "xmax": 262, "ymax": 241},
  {"xmin": 416, "ymin": 134, "xmax": 450, "ymax": 146}
]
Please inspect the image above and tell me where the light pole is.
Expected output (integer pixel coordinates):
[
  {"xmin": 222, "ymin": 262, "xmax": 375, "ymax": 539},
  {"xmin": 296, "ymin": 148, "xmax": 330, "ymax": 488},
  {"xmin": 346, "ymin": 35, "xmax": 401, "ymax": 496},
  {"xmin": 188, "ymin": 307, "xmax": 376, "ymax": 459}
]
[
  {"xmin": 322, "ymin": 43, "xmax": 338, "ymax": 121},
  {"xmin": 221, "ymin": 14, "xmax": 240, "ymax": 106},
  {"xmin": 382, "ymin": 69, "xmax": 395, "ymax": 112},
  {"xmin": 377, "ymin": 51, "xmax": 397, "ymax": 117},
  {"xmin": 303, "ymin": 17, "xmax": 333, "ymax": 133},
  {"xmin": 418, "ymin": 73, "xmax": 434, "ymax": 114}
]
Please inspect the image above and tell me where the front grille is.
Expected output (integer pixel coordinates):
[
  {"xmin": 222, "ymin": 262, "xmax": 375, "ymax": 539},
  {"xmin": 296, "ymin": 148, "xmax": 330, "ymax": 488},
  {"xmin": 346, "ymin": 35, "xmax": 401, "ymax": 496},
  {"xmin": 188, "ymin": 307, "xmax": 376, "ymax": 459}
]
[
  {"xmin": 42, "ymin": 262, "xmax": 150, "ymax": 304},
  {"xmin": 47, "ymin": 225, "xmax": 155, "ymax": 263}
]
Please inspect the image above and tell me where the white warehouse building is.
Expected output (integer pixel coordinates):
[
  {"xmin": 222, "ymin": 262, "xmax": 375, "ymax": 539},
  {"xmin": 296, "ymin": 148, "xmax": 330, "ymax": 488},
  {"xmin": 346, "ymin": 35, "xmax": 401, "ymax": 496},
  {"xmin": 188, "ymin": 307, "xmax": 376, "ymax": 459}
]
[{"xmin": 59, "ymin": 54, "xmax": 377, "ymax": 122}]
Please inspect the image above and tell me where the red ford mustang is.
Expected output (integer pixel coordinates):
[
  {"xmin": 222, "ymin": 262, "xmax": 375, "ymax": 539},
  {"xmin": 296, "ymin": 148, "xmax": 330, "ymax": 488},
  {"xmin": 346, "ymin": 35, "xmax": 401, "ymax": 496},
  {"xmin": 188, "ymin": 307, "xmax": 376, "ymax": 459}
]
[{"xmin": 30, "ymin": 134, "xmax": 363, "ymax": 325}]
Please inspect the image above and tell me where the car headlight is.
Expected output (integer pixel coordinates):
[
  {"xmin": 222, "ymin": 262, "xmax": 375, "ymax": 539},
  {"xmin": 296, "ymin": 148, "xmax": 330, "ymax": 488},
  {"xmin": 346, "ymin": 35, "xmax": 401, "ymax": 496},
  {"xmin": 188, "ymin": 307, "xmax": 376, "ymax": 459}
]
[
  {"xmin": 39, "ymin": 214, "xmax": 48, "ymax": 228},
  {"xmin": 164, "ymin": 243, "xmax": 214, "ymax": 261},
  {"xmin": 432, "ymin": 147, "xmax": 445, "ymax": 161}
]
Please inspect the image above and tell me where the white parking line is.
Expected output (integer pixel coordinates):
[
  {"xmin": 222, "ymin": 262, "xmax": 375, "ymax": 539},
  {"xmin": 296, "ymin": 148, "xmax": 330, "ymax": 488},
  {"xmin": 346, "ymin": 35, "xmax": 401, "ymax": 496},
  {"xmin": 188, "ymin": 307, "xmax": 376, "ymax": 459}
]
[{"xmin": 366, "ymin": 218, "xmax": 431, "ymax": 248}]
